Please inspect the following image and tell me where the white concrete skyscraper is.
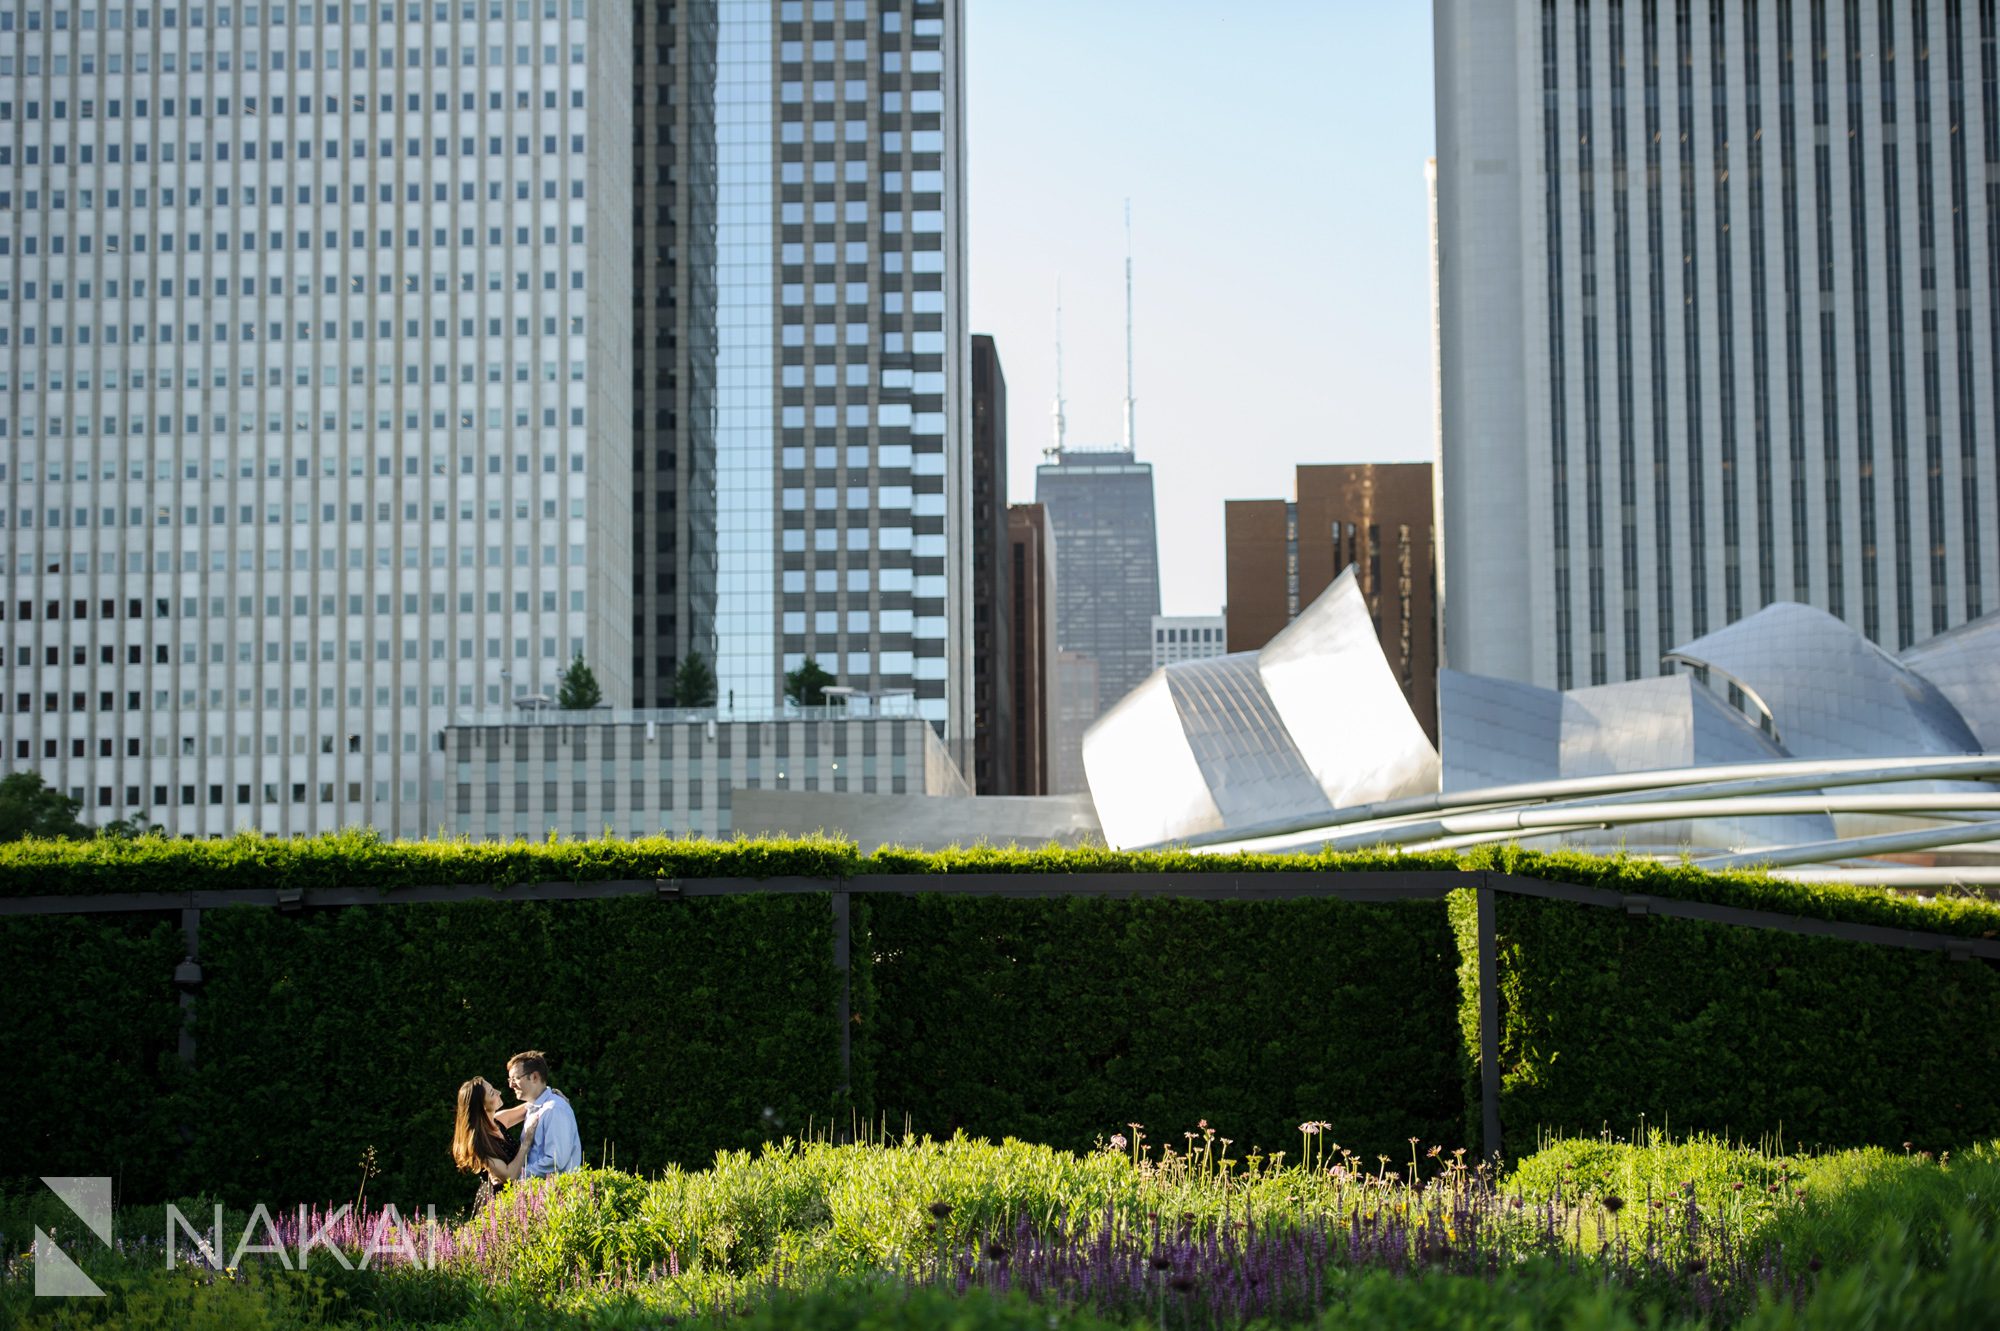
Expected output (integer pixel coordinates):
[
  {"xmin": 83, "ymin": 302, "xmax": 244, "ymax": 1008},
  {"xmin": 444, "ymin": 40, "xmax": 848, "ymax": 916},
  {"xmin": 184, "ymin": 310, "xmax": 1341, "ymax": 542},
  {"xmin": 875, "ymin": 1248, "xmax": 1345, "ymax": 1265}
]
[
  {"xmin": 1, "ymin": 2, "xmax": 635, "ymax": 836},
  {"xmin": 1436, "ymin": 0, "xmax": 2000, "ymax": 689}
]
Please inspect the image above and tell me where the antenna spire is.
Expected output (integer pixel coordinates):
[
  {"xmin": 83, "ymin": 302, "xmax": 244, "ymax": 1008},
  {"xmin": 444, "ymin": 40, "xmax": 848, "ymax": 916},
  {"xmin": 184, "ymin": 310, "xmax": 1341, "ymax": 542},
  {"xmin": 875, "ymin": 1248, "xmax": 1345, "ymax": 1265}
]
[
  {"xmin": 1122, "ymin": 199, "xmax": 1137, "ymax": 455},
  {"xmin": 1050, "ymin": 277, "xmax": 1067, "ymax": 458}
]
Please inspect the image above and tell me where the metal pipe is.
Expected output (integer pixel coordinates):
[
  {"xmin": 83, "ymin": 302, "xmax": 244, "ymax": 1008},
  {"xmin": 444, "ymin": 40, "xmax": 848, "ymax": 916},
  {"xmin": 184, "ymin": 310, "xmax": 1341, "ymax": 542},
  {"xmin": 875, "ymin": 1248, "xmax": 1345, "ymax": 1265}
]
[
  {"xmin": 1144, "ymin": 755, "xmax": 2000, "ymax": 851},
  {"xmin": 1694, "ymin": 819, "xmax": 2000, "ymax": 870},
  {"xmin": 1195, "ymin": 792, "xmax": 2000, "ymax": 856}
]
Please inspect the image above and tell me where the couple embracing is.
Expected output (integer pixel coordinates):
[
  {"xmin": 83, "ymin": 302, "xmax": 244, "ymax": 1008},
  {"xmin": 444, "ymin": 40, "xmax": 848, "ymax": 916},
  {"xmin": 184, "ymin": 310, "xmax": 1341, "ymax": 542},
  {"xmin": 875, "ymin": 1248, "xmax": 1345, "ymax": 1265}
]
[{"xmin": 450, "ymin": 1049, "xmax": 583, "ymax": 1214}]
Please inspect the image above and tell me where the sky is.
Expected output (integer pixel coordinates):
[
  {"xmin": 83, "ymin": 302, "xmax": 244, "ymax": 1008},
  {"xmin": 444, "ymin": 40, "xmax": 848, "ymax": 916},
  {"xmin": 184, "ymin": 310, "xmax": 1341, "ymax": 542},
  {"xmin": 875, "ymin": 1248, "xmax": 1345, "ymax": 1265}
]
[{"xmin": 966, "ymin": 1, "xmax": 1439, "ymax": 617}]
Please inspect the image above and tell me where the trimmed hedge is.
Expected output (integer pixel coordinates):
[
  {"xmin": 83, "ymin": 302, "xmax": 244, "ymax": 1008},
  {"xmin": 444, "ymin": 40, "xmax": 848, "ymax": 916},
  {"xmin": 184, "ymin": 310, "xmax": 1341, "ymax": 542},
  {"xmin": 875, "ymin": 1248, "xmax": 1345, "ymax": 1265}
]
[
  {"xmin": 179, "ymin": 892, "xmax": 846, "ymax": 1207},
  {"xmin": 1, "ymin": 911, "xmax": 185, "ymax": 1202},
  {"xmin": 1448, "ymin": 847, "xmax": 2000, "ymax": 1154},
  {"xmin": 6, "ymin": 836, "xmax": 2000, "ymax": 1205},
  {"xmin": 0, "ymin": 829, "xmax": 861, "ymax": 897}
]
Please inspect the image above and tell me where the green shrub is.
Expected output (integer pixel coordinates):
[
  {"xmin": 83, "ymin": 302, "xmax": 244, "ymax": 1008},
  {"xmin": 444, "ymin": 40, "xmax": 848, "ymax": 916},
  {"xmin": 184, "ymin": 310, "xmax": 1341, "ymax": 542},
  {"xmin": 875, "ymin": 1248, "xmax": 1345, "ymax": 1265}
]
[
  {"xmin": 0, "ymin": 913, "xmax": 186, "ymax": 1202},
  {"xmin": 861, "ymin": 889, "xmax": 1461, "ymax": 1166},
  {"xmin": 1449, "ymin": 848, "xmax": 2000, "ymax": 1155},
  {"xmin": 176, "ymin": 892, "xmax": 848, "ymax": 1206}
]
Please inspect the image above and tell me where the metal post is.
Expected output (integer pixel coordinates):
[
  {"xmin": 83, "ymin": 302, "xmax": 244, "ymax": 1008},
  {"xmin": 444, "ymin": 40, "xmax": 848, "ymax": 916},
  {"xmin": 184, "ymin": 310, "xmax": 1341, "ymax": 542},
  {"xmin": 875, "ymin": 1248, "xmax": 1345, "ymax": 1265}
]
[
  {"xmin": 1476, "ymin": 876, "xmax": 1503, "ymax": 1167},
  {"xmin": 831, "ymin": 889, "xmax": 851, "ymax": 1096},
  {"xmin": 175, "ymin": 907, "xmax": 202, "ymax": 1067}
]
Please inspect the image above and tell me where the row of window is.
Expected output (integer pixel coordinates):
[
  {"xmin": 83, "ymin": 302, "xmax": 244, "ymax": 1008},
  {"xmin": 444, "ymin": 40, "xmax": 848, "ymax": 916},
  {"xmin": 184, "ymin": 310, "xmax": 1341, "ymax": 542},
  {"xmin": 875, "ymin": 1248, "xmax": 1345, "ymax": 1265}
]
[
  {"xmin": 0, "ymin": 42, "xmax": 592, "ymax": 79},
  {"xmin": 0, "ymin": 405, "xmax": 593, "ymax": 438},
  {"xmin": 0, "ymin": 2, "xmax": 591, "ymax": 31},
  {"xmin": 7, "ymin": 588, "xmax": 580, "ymax": 620}
]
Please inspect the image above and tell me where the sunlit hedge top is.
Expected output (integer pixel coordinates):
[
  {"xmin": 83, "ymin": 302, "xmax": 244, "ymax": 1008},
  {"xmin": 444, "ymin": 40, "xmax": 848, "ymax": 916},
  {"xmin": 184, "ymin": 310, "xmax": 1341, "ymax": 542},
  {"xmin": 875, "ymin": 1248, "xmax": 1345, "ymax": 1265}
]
[{"xmin": 0, "ymin": 833, "xmax": 1996, "ymax": 939}]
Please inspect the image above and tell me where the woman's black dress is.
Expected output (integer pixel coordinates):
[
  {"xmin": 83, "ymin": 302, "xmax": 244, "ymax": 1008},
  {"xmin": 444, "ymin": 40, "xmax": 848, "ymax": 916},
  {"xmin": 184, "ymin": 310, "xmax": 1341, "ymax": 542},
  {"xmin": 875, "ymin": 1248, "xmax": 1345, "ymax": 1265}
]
[{"xmin": 470, "ymin": 1128, "xmax": 517, "ymax": 1219}]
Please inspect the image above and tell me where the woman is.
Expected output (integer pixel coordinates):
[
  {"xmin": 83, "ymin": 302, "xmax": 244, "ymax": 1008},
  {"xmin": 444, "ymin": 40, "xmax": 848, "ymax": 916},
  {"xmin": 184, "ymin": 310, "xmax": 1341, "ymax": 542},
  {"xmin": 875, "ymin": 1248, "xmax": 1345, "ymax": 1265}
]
[{"xmin": 451, "ymin": 1076, "xmax": 540, "ymax": 1216}]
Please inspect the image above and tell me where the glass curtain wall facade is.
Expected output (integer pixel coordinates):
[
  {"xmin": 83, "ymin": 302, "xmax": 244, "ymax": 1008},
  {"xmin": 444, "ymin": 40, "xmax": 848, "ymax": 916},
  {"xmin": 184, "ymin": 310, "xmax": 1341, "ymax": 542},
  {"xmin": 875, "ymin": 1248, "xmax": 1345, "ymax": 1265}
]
[
  {"xmin": 0, "ymin": 0, "xmax": 634, "ymax": 837},
  {"xmin": 714, "ymin": 0, "xmax": 777, "ymax": 714},
  {"xmin": 1436, "ymin": 0, "xmax": 2000, "ymax": 689},
  {"xmin": 1034, "ymin": 447, "xmax": 1162, "ymax": 710},
  {"xmin": 692, "ymin": 0, "xmax": 968, "ymax": 758},
  {"xmin": 633, "ymin": 0, "xmax": 718, "ymax": 706}
]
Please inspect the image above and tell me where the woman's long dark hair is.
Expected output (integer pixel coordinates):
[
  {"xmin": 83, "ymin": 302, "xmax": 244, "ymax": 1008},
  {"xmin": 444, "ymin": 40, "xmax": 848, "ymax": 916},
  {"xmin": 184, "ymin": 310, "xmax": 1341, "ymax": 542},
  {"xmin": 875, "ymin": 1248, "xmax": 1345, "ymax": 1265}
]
[{"xmin": 451, "ymin": 1077, "xmax": 512, "ymax": 1174}]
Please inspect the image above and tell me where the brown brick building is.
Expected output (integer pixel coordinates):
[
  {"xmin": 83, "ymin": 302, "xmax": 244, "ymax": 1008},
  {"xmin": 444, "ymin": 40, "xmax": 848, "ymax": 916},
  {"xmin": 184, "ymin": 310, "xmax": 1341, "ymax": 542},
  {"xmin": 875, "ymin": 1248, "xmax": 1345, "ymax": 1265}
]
[
  {"xmin": 1005, "ymin": 503, "xmax": 1058, "ymax": 796},
  {"xmin": 1225, "ymin": 464, "xmax": 1439, "ymax": 741}
]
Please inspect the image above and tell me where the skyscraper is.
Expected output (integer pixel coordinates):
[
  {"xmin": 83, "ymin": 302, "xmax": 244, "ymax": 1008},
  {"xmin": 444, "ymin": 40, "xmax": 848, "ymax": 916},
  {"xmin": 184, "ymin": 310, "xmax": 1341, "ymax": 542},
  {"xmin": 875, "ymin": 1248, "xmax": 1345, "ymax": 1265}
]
[
  {"xmin": 1033, "ymin": 206, "xmax": 1159, "ymax": 765},
  {"xmin": 697, "ymin": 0, "xmax": 971, "ymax": 775},
  {"xmin": 1, "ymin": 2, "xmax": 636, "ymax": 837},
  {"xmin": 970, "ymin": 332, "xmax": 1013, "ymax": 794},
  {"xmin": 1035, "ymin": 446, "xmax": 1160, "ymax": 710},
  {"xmin": 1436, "ymin": 0, "xmax": 2000, "ymax": 689},
  {"xmin": 1006, "ymin": 501, "xmax": 1056, "ymax": 796},
  {"xmin": 0, "ymin": 0, "xmax": 970, "ymax": 839}
]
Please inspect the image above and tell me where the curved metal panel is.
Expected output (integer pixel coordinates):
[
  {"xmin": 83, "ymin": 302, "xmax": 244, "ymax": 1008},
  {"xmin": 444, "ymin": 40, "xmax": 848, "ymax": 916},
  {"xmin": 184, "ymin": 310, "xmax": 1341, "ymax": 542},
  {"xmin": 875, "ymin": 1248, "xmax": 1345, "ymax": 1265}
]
[
  {"xmin": 1668, "ymin": 602, "xmax": 1982, "ymax": 759},
  {"xmin": 1439, "ymin": 669, "xmax": 1563, "ymax": 791},
  {"xmin": 1162, "ymin": 655, "xmax": 1332, "ymax": 829},
  {"xmin": 1258, "ymin": 568, "xmax": 1442, "ymax": 807},
  {"xmin": 1080, "ymin": 670, "xmax": 1223, "ymax": 849},
  {"xmin": 1900, "ymin": 611, "xmax": 2000, "ymax": 749}
]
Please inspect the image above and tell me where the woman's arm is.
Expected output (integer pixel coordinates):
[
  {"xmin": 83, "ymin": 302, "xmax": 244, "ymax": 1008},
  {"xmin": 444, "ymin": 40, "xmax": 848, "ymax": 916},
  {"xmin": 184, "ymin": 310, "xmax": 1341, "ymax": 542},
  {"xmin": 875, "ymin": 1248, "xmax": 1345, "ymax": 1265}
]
[
  {"xmin": 487, "ymin": 1111, "xmax": 542, "ymax": 1182},
  {"xmin": 493, "ymin": 1103, "xmax": 530, "ymax": 1130}
]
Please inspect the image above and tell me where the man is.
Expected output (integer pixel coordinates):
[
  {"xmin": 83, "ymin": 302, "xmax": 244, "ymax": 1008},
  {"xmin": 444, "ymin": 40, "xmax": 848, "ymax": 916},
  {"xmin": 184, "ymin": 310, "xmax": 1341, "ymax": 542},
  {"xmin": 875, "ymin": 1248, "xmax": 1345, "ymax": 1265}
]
[{"xmin": 504, "ymin": 1049, "xmax": 583, "ymax": 1177}]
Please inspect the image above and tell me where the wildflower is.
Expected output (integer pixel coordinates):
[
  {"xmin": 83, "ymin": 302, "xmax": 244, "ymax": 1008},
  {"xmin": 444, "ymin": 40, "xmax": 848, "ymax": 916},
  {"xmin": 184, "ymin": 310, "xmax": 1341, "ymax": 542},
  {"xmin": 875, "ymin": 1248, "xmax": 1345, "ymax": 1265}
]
[
  {"xmin": 1601, "ymin": 1196, "xmax": 1626, "ymax": 1215},
  {"xmin": 928, "ymin": 1201, "xmax": 953, "ymax": 1220},
  {"xmin": 1426, "ymin": 1145, "xmax": 1442, "ymax": 1158},
  {"xmin": 1149, "ymin": 1254, "xmax": 1173, "ymax": 1271},
  {"xmin": 1684, "ymin": 1257, "xmax": 1707, "ymax": 1275},
  {"xmin": 1732, "ymin": 1182, "xmax": 1745, "ymax": 1191},
  {"xmin": 983, "ymin": 1241, "xmax": 1010, "ymax": 1262},
  {"xmin": 1198, "ymin": 1119, "xmax": 1209, "ymax": 1130},
  {"xmin": 1299, "ymin": 1122, "xmax": 1320, "ymax": 1135},
  {"xmin": 1109, "ymin": 1133, "xmax": 1128, "ymax": 1151}
]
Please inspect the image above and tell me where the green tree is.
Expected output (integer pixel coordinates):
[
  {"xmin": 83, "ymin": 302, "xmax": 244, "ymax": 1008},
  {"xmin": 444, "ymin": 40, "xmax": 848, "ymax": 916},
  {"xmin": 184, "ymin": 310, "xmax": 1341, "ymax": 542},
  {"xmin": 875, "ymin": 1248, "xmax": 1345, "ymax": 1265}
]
[
  {"xmin": 673, "ymin": 650, "xmax": 718, "ymax": 708},
  {"xmin": 784, "ymin": 657, "xmax": 839, "ymax": 708},
  {"xmin": 101, "ymin": 811, "xmax": 167, "ymax": 839},
  {"xmin": 558, "ymin": 654, "xmax": 604, "ymax": 710},
  {"xmin": 0, "ymin": 771, "xmax": 90, "ymax": 841}
]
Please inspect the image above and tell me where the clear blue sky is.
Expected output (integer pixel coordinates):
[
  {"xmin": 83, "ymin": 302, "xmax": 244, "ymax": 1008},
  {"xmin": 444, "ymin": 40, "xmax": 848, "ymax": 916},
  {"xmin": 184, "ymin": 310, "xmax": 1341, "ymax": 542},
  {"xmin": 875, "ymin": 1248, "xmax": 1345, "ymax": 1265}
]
[{"xmin": 967, "ymin": 1, "xmax": 1438, "ymax": 617}]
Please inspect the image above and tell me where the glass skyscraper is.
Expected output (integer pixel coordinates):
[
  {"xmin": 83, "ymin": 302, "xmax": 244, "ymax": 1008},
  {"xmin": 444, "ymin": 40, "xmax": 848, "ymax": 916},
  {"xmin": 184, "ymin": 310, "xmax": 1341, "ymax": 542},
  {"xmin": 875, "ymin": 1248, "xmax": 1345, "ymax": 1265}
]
[
  {"xmin": 1035, "ymin": 444, "xmax": 1160, "ymax": 728},
  {"xmin": 1437, "ymin": 0, "xmax": 2000, "ymax": 689},
  {"xmin": 637, "ymin": 0, "xmax": 971, "ymax": 773}
]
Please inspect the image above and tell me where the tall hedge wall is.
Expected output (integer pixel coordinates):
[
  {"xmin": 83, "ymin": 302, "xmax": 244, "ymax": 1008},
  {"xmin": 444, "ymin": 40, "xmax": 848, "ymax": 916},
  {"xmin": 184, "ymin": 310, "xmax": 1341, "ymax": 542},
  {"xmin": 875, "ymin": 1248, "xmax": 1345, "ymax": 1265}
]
[
  {"xmin": 1, "ymin": 912, "xmax": 185, "ymax": 1202},
  {"xmin": 6, "ymin": 835, "xmax": 2000, "ymax": 1207},
  {"xmin": 860, "ymin": 892, "xmax": 1461, "ymax": 1163},
  {"xmin": 1447, "ymin": 848, "xmax": 2000, "ymax": 1154}
]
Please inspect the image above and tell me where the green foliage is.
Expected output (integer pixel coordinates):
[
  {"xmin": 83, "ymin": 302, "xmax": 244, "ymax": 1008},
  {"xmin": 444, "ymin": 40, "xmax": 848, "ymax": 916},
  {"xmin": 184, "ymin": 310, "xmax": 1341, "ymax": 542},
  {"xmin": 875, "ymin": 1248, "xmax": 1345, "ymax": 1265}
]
[
  {"xmin": 8, "ymin": 1135, "xmax": 2000, "ymax": 1330},
  {"xmin": 556, "ymin": 655, "xmax": 602, "ymax": 711},
  {"xmin": 9, "ymin": 836, "xmax": 2000, "ymax": 1215},
  {"xmin": 0, "ymin": 913, "xmax": 186, "ymax": 1201},
  {"xmin": 672, "ymin": 651, "xmax": 718, "ymax": 708},
  {"xmin": 863, "ymin": 893, "xmax": 1460, "ymax": 1167},
  {"xmin": 784, "ymin": 656, "xmax": 838, "ymax": 707},
  {"xmin": 0, "ymin": 830, "xmax": 864, "ymax": 899},
  {"xmin": 177, "ymin": 892, "xmax": 848, "ymax": 1206},
  {"xmin": 1447, "ymin": 848, "xmax": 2000, "ymax": 1155},
  {"xmin": 0, "ymin": 770, "xmax": 89, "ymax": 841}
]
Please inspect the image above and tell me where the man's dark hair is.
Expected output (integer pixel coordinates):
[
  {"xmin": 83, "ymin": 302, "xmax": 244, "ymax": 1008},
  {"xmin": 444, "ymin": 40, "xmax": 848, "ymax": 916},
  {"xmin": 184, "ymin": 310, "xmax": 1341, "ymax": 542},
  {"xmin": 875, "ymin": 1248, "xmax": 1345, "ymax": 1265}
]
[{"xmin": 507, "ymin": 1050, "xmax": 553, "ymax": 1084}]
